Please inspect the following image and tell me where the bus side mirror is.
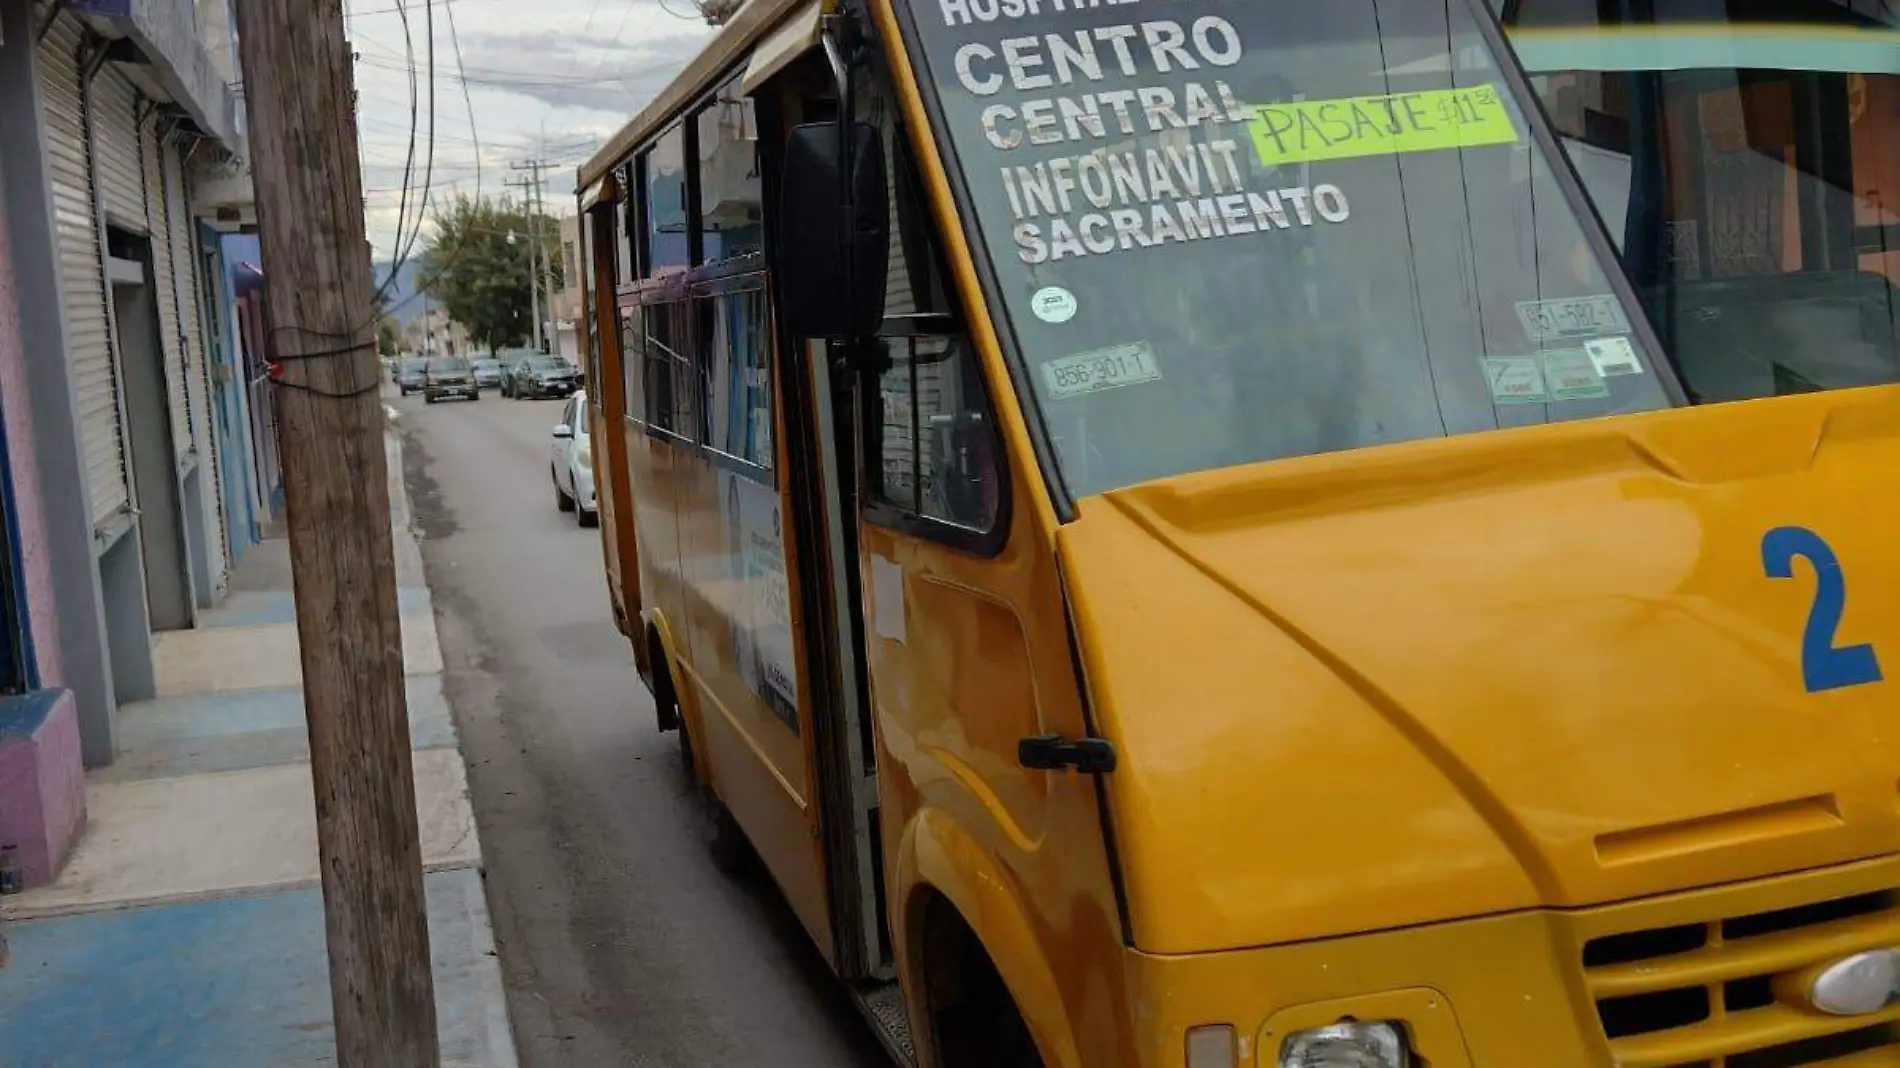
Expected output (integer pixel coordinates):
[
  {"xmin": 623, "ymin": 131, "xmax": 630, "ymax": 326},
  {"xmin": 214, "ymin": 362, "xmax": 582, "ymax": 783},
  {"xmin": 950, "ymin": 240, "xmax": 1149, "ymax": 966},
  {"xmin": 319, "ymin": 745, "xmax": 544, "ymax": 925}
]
[{"xmin": 778, "ymin": 121, "xmax": 889, "ymax": 339}]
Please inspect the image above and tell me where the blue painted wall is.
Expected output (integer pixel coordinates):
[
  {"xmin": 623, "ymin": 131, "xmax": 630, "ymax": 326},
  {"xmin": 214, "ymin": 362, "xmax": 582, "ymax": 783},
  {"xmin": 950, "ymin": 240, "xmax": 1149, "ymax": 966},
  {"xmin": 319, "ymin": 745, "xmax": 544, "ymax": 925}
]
[{"xmin": 216, "ymin": 232, "xmax": 261, "ymax": 546}]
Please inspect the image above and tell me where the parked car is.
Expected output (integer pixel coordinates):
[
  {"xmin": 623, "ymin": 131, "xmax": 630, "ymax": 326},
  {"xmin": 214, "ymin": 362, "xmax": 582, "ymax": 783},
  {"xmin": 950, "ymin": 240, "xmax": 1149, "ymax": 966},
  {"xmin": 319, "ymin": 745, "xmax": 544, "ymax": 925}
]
[
  {"xmin": 506, "ymin": 355, "xmax": 580, "ymax": 400},
  {"xmin": 395, "ymin": 357, "xmax": 428, "ymax": 395},
  {"xmin": 494, "ymin": 347, "xmax": 538, "ymax": 396},
  {"xmin": 423, "ymin": 356, "xmax": 480, "ymax": 403},
  {"xmin": 471, "ymin": 358, "xmax": 505, "ymax": 390},
  {"xmin": 550, "ymin": 392, "xmax": 596, "ymax": 526}
]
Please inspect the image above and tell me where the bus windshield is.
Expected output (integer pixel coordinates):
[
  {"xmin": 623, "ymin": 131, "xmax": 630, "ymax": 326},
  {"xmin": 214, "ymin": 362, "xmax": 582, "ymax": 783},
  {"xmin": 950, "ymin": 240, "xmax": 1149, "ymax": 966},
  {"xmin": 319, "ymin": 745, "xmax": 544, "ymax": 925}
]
[
  {"xmin": 897, "ymin": 0, "xmax": 1677, "ymax": 497},
  {"xmin": 1498, "ymin": 0, "xmax": 1900, "ymax": 406}
]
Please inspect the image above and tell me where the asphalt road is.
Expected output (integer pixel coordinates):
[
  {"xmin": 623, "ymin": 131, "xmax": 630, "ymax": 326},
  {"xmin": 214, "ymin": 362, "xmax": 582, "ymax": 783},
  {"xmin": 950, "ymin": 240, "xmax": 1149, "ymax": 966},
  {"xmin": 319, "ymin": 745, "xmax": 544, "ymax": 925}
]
[{"xmin": 390, "ymin": 386, "xmax": 890, "ymax": 1068}]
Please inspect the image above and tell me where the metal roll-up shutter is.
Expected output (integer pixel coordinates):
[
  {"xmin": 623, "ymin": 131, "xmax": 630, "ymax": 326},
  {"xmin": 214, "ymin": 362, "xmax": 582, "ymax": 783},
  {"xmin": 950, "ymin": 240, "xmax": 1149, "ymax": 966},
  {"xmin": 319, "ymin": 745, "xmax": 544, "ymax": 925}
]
[
  {"xmin": 143, "ymin": 115, "xmax": 190, "ymax": 468},
  {"xmin": 93, "ymin": 69, "xmax": 143, "ymax": 231},
  {"xmin": 166, "ymin": 142, "xmax": 228, "ymax": 573},
  {"xmin": 39, "ymin": 18, "xmax": 130, "ymax": 528},
  {"xmin": 167, "ymin": 146, "xmax": 208, "ymax": 459}
]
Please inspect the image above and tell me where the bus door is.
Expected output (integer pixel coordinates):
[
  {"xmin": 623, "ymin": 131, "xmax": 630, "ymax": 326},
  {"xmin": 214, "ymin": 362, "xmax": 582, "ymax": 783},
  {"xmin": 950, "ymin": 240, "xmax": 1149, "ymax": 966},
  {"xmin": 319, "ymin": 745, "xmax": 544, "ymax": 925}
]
[{"xmin": 752, "ymin": 51, "xmax": 898, "ymax": 986}]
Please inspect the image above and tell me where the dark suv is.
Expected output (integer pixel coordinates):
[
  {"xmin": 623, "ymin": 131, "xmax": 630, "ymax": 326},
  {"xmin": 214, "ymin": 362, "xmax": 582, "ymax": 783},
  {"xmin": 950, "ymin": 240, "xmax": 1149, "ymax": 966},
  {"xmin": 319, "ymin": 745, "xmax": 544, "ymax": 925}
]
[
  {"xmin": 396, "ymin": 357, "xmax": 429, "ymax": 395},
  {"xmin": 424, "ymin": 357, "xmax": 479, "ymax": 403},
  {"xmin": 505, "ymin": 355, "xmax": 580, "ymax": 400}
]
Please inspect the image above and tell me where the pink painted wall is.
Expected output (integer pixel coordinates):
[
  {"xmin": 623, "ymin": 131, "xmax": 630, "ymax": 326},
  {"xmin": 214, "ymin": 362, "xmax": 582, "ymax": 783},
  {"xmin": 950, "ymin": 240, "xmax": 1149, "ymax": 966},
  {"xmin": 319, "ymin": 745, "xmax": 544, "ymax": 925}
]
[
  {"xmin": 0, "ymin": 165, "xmax": 61, "ymax": 685},
  {"xmin": 0, "ymin": 691, "xmax": 85, "ymax": 887},
  {"xmin": 0, "ymin": 155, "xmax": 86, "ymax": 888}
]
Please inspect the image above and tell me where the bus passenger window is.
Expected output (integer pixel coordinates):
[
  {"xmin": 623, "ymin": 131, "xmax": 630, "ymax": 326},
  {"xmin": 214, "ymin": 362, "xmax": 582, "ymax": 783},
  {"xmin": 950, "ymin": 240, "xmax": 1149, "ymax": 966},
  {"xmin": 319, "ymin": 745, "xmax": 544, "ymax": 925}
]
[
  {"xmin": 614, "ymin": 183, "xmax": 635, "ymax": 289},
  {"xmin": 703, "ymin": 286, "xmax": 773, "ymax": 468},
  {"xmin": 621, "ymin": 306, "xmax": 646, "ymax": 424},
  {"xmin": 644, "ymin": 302, "xmax": 697, "ymax": 438},
  {"xmin": 695, "ymin": 78, "xmax": 763, "ymax": 265},
  {"xmin": 641, "ymin": 126, "xmax": 690, "ymax": 276}
]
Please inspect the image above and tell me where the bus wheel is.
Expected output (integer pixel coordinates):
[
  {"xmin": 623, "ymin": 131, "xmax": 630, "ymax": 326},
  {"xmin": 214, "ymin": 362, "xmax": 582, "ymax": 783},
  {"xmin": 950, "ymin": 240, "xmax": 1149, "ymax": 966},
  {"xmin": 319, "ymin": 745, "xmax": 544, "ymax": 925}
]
[
  {"xmin": 705, "ymin": 800, "xmax": 751, "ymax": 875},
  {"xmin": 676, "ymin": 704, "xmax": 698, "ymax": 787},
  {"xmin": 924, "ymin": 897, "xmax": 1044, "ymax": 1068},
  {"xmin": 678, "ymin": 714, "xmax": 751, "ymax": 875},
  {"xmin": 648, "ymin": 629, "xmax": 680, "ymax": 733}
]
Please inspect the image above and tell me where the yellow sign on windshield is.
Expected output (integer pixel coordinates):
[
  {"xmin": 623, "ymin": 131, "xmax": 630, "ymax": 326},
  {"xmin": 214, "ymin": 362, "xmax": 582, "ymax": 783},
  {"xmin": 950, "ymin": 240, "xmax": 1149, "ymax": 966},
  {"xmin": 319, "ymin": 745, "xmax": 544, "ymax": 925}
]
[{"xmin": 1249, "ymin": 86, "xmax": 1520, "ymax": 166}]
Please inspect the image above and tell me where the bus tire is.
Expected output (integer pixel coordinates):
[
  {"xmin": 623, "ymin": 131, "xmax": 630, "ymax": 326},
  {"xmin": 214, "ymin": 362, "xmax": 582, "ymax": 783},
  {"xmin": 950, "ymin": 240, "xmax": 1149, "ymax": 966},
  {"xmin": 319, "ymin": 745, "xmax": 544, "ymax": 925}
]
[
  {"xmin": 648, "ymin": 628, "xmax": 680, "ymax": 733},
  {"xmin": 677, "ymin": 713, "xmax": 751, "ymax": 875},
  {"xmin": 705, "ymin": 800, "xmax": 751, "ymax": 876},
  {"xmin": 676, "ymin": 703, "xmax": 697, "ymax": 787},
  {"xmin": 923, "ymin": 896, "xmax": 1045, "ymax": 1068}
]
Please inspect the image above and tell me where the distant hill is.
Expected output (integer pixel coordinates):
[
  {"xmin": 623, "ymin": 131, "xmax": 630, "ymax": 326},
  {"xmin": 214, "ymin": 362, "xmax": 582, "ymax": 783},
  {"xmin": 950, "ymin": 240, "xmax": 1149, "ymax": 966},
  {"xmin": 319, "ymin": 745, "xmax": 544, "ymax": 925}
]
[{"xmin": 373, "ymin": 260, "xmax": 428, "ymax": 325}]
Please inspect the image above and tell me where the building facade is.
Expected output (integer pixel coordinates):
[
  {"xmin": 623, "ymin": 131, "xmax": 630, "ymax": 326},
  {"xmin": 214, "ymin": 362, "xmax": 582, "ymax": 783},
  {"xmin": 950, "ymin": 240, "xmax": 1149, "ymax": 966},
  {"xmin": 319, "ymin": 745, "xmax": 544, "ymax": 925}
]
[
  {"xmin": 0, "ymin": 0, "xmax": 263, "ymax": 886},
  {"xmin": 551, "ymin": 213, "xmax": 582, "ymax": 366}
]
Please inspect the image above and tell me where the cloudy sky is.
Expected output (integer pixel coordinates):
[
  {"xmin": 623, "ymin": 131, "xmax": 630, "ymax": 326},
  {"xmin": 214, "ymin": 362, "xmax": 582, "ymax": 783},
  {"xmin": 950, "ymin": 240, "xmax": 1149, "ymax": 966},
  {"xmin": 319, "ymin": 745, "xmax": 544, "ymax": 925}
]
[{"xmin": 344, "ymin": 0, "xmax": 715, "ymax": 261}]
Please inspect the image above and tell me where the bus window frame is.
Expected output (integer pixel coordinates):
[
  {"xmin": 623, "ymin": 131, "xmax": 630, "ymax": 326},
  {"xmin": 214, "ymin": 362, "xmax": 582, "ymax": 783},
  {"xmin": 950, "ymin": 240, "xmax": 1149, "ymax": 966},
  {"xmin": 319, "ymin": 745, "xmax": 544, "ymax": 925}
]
[
  {"xmin": 618, "ymin": 291, "xmax": 650, "ymax": 428},
  {"xmin": 635, "ymin": 275, "xmax": 699, "ymax": 447},
  {"xmin": 856, "ymin": 316, "xmax": 1014, "ymax": 560},
  {"xmin": 692, "ymin": 76, "xmax": 766, "ymax": 268},
  {"xmin": 854, "ymin": 60, "xmax": 1013, "ymax": 560},
  {"xmin": 876, "ymin": 0, "xmax": 1686, "ymax": 523},
  {"xmin": 616, "ymin": 162, "xmax": 641, "ymax": 295}
]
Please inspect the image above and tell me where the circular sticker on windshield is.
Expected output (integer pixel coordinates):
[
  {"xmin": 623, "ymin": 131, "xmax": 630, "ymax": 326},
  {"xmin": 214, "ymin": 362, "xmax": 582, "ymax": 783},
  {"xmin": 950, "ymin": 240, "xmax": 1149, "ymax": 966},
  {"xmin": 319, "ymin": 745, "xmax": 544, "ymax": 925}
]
[{"xmin": 1031, "ymin": 287, "xmax": 1078, "ymax": 325}]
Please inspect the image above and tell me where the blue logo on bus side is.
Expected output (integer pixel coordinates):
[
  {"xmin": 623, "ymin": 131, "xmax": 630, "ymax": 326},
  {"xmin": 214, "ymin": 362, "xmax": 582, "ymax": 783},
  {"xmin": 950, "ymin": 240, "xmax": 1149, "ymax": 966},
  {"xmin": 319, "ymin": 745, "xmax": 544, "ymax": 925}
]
[{"xmin": 1762, "ymin": 526, "xmax": 1885, "ymax": 694}]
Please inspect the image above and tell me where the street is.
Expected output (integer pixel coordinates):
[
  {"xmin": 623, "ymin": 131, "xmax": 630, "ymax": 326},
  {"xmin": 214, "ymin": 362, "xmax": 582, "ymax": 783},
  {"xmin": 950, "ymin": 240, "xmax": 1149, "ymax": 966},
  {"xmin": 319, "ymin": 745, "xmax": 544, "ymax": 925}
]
[{"xmin": 391, "ymin": 387, "xmax": 892, "ymax": 1068}]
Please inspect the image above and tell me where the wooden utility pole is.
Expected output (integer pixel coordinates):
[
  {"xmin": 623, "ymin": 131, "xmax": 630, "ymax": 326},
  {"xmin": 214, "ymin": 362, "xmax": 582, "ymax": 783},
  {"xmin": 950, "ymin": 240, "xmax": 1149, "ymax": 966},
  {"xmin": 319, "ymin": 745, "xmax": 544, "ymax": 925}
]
[
  {"xmin": 503, "ymin": 173, "xmax": 543, "ymax": 352},
  {"xmin": 510, "ymin": 157, "xmax": 554, "ymax": 353},
  {"xmin": 232, "ymin": 3, "xmax": 441, "ymax": 1066}
]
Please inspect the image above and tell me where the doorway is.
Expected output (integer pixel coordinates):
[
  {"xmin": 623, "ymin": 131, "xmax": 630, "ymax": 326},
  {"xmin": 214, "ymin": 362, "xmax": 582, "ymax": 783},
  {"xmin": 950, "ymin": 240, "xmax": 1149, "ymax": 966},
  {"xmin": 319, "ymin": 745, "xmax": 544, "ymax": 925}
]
[
  {"xmin": 106, "ymin": 232, "xmax": 193, "ymax": 634},
  {"xmin": 752, "ymin": 56, "xmax": 892, "ymax": 985}
]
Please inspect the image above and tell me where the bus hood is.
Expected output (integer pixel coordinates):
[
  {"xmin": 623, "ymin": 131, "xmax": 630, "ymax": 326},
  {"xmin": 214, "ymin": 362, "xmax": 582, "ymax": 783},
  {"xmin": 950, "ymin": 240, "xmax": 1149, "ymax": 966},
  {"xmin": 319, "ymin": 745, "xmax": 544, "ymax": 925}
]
[{"xmin": 1058, "ymin": 388, "xmax": 1900, "ymax": 956}]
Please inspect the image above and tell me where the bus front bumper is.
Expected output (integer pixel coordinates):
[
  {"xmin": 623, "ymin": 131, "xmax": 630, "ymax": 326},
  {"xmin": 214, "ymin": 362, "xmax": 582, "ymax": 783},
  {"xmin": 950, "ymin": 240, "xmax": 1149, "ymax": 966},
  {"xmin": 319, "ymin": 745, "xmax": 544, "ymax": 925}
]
[{"xmin": 1122, "ymin": 854, "xmax": 1900, "ymax": 1068}]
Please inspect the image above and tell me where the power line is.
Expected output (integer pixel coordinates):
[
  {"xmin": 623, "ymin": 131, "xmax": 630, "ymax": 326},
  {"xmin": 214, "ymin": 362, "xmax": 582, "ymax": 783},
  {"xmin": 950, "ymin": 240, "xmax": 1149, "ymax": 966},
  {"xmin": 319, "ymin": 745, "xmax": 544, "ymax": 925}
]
[
  {"xmin": 585, "ymin": 0, "xmax": 660, "ymax": 89},
  {"xmin": 354, "ymin": 32, "xmax": 687, "ymax": 86},
  {"xmin": 355, "ymin": 52, "xmax": 679, "ymax": 90},
  {"xmin": 348, "ymin": 0, "xmax": 460, "ymax": 19},
  {"xmin": 376, "ymin": 0, "xmax": 419, "ymax": 306},
  {"xmin": 377, "ymin": 0, "xmax": 439, "ymax": 305},
  {"xmin": 357, "ymin": 111, "xmax": 600, "ymax": 151}
]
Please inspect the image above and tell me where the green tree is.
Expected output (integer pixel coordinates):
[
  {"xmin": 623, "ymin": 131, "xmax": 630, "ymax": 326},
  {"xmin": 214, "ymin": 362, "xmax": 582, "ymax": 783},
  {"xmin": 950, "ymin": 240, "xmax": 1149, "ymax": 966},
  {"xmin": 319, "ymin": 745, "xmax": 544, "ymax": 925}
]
[
  {"xmin": 416, "ymin": 195, "xmax": 563, "ymax": 353},
  {"xmin": 377, "ymin": 316, "xmax": 402, "ymax": 356}
]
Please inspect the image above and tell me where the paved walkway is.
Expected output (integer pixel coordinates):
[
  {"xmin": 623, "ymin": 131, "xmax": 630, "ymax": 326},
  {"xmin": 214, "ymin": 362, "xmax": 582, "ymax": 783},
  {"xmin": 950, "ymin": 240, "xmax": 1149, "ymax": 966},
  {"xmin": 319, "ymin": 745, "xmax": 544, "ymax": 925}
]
[{"xmin": 0, "ymin": 432, "xmax": 517, "ymax": 1068}]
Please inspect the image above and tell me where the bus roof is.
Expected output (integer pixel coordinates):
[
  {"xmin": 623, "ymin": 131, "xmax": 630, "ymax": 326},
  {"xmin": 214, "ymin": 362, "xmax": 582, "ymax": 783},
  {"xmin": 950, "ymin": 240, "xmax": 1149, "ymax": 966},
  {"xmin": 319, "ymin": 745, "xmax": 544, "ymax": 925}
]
[{"xmin": 576, "ymin": 0, "xmax": 822, "ymax": 193}]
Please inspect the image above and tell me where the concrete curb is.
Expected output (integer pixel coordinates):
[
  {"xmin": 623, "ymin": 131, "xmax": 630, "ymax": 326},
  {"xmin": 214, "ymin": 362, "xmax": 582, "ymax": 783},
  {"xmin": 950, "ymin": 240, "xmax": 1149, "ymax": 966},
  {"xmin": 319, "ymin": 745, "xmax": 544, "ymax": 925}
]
[{"xmin": 384, "ymin": 422, "xmax": 521, "ymax": 1068}]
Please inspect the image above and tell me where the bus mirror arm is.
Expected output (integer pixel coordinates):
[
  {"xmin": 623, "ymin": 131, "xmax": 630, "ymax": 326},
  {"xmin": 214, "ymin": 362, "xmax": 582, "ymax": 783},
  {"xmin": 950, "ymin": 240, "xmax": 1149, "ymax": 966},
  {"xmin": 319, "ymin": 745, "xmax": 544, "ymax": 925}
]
[{"xmin": 821, "ymin": 22, "xmax": 850, "ymax": 102}]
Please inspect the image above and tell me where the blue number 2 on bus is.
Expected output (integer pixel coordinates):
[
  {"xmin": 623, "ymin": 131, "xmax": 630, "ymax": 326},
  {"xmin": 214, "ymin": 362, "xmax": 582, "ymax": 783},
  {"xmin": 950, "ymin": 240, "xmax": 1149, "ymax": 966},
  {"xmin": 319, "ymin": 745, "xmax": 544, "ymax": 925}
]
[{"xmin": 1761, "ymin": 526, "xmax": 1884, "ymax": 694}]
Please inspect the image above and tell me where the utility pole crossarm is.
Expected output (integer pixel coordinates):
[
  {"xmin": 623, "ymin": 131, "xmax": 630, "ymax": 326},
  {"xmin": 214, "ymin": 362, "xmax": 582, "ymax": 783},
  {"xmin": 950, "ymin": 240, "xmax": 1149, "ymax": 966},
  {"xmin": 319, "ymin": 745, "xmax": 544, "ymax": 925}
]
[{"xmin": 231, "ymin": 3, "xmax": 440, "ymax": 1065}]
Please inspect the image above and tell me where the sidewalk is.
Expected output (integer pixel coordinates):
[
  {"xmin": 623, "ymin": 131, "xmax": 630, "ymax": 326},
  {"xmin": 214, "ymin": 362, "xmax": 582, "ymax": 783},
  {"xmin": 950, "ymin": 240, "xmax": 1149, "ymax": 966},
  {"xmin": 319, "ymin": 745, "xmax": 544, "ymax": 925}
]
[{"xmin": 0, "ymin": 432, "xmax": 517, "ymax": 1068}]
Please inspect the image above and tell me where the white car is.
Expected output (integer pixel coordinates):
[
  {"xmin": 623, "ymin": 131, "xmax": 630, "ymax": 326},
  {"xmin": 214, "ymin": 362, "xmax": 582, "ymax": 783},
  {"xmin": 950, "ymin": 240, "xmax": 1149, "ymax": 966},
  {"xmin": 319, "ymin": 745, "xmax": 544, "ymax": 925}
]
[{"xmin": 551, "ymin": 392, "xmax": 597, "ymax": 527}]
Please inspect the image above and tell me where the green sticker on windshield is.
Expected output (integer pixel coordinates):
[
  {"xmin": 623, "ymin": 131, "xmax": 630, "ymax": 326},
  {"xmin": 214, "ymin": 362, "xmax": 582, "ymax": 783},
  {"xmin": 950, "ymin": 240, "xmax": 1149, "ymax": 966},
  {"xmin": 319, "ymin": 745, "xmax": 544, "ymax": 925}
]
[
  {"xmin": 1541, "ymin": 349, "xmax": 1610, "ymax": 401},
  {"xmin": 1249, "ymin": 86, "xmax": 1520, "ymax": 166},
  {"xmin": 1482, "ymin": 357, "xmax": 1548, "ymax": 405}
]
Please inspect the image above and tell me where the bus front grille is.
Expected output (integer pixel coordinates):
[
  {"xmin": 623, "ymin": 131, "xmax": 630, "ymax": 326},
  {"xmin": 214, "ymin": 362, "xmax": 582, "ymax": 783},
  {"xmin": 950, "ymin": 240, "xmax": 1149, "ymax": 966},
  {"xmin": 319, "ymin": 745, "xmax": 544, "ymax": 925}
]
[{"xmin": 1582, "ymin": 889, "xmax": 1900, "ymax": 1066}]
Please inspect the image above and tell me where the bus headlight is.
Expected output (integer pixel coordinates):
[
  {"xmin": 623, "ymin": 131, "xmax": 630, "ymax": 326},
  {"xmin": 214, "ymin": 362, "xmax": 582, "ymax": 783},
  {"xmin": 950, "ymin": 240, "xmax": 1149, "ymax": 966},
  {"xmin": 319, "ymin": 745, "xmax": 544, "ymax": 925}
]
[{"xmin": 1280, "ymin": 1022, "xmax": 1410, "ymax": 1067}]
